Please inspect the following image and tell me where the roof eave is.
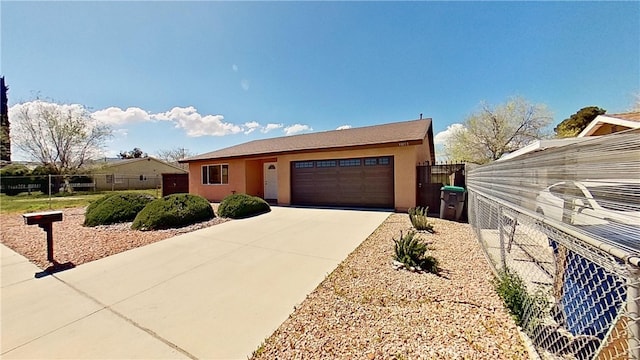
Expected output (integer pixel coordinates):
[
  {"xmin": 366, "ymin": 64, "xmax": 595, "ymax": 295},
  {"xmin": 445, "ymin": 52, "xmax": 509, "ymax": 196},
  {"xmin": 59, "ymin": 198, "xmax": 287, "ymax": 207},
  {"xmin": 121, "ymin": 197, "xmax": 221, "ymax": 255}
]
[{"xmin": 181, "ymin": 138, "xmax": 426, "ymax": 163}]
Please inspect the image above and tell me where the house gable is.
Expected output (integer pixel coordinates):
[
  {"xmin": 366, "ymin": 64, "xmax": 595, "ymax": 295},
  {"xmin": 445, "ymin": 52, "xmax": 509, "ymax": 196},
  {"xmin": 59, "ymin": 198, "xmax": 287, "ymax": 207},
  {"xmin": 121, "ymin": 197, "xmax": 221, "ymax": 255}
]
[
  {"xmin": 184, "ymin": 118, "xmax": 435, "ymax": 211},
  {"xmin": 578, "ymin": 112, "xmax": 640, "ymax": 137}
]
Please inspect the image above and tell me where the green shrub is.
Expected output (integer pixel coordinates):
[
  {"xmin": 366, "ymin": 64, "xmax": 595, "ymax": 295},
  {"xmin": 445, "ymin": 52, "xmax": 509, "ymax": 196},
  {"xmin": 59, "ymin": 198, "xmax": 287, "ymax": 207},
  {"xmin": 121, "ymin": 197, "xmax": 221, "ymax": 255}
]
[
  {"xmin": 132, "ymin": 193, "xmax": 214, "ymax": 230},
  {"xmin": 408, "ymin": 206, "xmax": 435, "ymax": 232},
  {"xmin": 84, "ymin": 193, "xmax": 155, "ymax": 227},
  {"xmin": 393, "ymin": 230, "xmax": 439, "ymax": 273},
  {"xmin": 217, "ymin": 193, "xmax": 271, "ymax": 219},
  {"xmin": 493, "ymin": 268, "xmax": 548, "ymax": 331}
]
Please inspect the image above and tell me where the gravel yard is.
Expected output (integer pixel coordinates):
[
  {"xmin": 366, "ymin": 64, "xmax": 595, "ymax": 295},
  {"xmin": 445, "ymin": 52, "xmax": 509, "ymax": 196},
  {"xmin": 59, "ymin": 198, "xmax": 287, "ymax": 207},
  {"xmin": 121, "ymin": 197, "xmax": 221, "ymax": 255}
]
[
  {"xmin": 252, "ymin": 213, "xmax": 528, "ymax": 359},
  {"xmin": 0, "ymin": 206, "xmax": 227, "ymax": 269},
  {"xmin": 2, "ymin": 207, "xmax": 528, "ymax": 358}
]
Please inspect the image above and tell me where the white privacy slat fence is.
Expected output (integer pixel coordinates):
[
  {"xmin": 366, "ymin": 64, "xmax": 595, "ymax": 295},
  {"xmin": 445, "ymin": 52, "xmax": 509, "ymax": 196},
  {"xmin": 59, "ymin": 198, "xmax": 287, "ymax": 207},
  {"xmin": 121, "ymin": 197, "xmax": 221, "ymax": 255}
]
[{"xmin": 467, "ymin": 131, "xmax": 640, "ymax": 360}]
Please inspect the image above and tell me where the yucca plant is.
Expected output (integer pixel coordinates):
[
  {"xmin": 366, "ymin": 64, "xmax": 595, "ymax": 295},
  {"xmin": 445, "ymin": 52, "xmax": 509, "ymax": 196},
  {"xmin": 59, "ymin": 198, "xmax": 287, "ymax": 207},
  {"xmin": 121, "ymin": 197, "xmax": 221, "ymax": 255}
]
[
  {"xmin": 393, "ymin": 231, "xmax": 439, "ymax": 273},
  {"xmin": 408, "ymin": 206, "xmax": 435, "ymax": 233}
]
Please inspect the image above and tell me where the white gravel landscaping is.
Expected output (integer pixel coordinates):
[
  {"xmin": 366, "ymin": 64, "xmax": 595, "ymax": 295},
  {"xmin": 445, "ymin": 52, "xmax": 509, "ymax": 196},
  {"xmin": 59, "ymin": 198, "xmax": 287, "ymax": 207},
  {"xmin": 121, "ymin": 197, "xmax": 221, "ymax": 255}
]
[
  {"xmin": 1, "ymin": 207, "xmax": 528, "ymax": 358},
  {"xmin": 0, "ymin": 207, "xmax": 227, "ymax": 269},
  {"xmin": 251, "ymin": 213, "xmax": 528, "ymax": 359}
]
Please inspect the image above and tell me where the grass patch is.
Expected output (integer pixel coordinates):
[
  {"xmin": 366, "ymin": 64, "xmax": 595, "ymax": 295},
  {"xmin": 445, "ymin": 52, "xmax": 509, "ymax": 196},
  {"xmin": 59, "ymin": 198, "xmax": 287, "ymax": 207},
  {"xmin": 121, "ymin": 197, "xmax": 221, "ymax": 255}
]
[
  {"xmin": 0, "ymin": 190, "xmax": 159, "ymax": 214},
  {"xmin": 493, "ymin": 268, "xmax": 548, "ymax": 332}
]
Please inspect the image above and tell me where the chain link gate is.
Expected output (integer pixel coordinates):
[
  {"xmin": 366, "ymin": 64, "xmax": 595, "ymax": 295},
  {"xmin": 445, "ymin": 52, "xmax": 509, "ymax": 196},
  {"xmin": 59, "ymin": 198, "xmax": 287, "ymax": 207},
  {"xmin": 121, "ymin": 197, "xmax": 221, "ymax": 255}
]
[{"xmin": 467, "ymin": 131, "xmax": 640, "ymax": 360}]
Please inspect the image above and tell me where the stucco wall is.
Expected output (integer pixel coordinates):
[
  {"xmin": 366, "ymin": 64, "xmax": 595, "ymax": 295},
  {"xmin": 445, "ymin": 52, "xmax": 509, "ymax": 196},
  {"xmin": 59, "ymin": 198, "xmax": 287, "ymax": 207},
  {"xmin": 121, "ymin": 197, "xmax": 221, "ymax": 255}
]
[
  {"xmin": 187, "ymin": 159, "xmax": 247, "ymax": 202},
  {"xmin": 245, "ymin": 160, "xmax": 263, "ymax": 198},
  {"xmin": 94, "ymin": 158, "xmax": 186, "ymax": 190},
  {"xmin": 186, "ymin": 135, "xmax": 433, "ymax": 210}
]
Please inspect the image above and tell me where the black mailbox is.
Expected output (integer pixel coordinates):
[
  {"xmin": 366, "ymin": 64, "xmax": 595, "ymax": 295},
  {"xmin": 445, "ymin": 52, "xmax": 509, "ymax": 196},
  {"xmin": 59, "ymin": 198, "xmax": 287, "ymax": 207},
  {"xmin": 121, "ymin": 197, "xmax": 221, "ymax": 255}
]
[
  {"xmin": 23, "ymin": 211, "xmax": 63, "ymax": 263},
  {"xmin": 23, "ymin": 211, "xmax": 63, "ymax": 225}
]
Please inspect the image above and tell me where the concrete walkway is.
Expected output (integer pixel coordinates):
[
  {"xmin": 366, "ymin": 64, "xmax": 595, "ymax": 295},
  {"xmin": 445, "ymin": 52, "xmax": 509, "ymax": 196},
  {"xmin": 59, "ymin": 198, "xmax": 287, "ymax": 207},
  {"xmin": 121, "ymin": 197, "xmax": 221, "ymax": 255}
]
[{"xmin": 1, "ymin": 206, "xmax": 390, "ymax": 359}]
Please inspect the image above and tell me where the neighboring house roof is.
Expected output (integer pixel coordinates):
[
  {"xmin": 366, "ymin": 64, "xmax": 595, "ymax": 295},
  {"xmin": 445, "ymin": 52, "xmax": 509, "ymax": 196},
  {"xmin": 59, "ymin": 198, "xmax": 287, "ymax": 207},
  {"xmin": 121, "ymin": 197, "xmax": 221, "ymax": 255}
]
[
  {"xmin": 497, "ymin": 138, "xmax": 592, "ymax": 162},
  {"xmin": 578, "ymin": 112, "xmax": 640, "ymax": 137},
  {"xmin": 96, "ymin": 157, "xmax": 187, "ymax": 173},
  {"xmin": 182, "ymin": 119, "xmax": 434, "ymax": 162}
]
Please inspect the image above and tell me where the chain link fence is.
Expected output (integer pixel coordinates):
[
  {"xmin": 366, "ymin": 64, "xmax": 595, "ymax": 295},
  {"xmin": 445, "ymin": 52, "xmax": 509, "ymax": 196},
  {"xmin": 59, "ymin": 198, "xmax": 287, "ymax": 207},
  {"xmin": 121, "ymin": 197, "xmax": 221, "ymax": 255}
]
[
  {"xmin": 467, "ymin": 131, "xmax": 640, "ymax": 360},
  {"xmin": 0, "ymin": 174, "xmax": 163, "ymax": 196}
]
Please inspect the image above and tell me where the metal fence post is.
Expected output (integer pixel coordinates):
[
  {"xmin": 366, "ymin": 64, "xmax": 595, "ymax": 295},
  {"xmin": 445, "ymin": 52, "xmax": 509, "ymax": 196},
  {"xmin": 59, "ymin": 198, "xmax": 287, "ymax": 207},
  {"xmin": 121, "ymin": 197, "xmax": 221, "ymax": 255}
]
[
  {"xmin": 48, "ymin": 174, "xmax": 52, "ymax": 209},
  {"xmin": 498, "ymin": 204, "xmax": 506, "ymax": 270},
  {"xmin": 628, "ymin": 265, "xmax": 640, "ymax": 360}
]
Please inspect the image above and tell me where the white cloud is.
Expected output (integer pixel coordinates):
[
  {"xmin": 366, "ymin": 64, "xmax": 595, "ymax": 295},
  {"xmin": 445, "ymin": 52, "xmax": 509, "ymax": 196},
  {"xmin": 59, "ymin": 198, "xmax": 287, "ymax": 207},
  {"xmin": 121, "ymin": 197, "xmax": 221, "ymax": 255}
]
[
  {"xmin": 151, "ymin": 106, "xmax": 242, "ymax": 137},
  {"xmin": 434, "ymin": 123, "xmax": 465, "ymax": 145},
  {"xmin": 92, "ymin": 106, "xmax": 151, "ymax": 125},
  {"xmin": 261, "ymin": 123, "xmax": 283, "ymax": 133},
  {"xmin": 336, "ymin": 125, "xmax": 352, "ymax": 130},
  {"xmin": 11, "ymin": 101, "xmax": 320, "ymax": 141},
  {"xmin": 232, "ymin": 64, "xmax": 238, "ymax": 72},
  {"xmin": 113, "ymin": 128, "xmax": 129, "ymax": 137},
  {"xmin": 243, "ymin": 121, "xmax": 260, "ymax": 134},
  {"xmin": 94, "ymin": 106, "xmax": 242, "ymax": 137},
  {"xmin": 284, "ymin": 124, "xmax": 313, "ymax": 136},
  {"xmin": 240, "ymin": 79, "xmax": 250, "ymax": 91}
]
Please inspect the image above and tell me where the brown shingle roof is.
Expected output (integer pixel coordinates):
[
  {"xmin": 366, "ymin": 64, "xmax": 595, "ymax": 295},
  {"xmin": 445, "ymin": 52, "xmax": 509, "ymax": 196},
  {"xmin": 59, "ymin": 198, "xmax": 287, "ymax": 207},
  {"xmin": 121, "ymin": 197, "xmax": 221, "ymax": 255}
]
[
  {"xmin": 607, "ymin": 112, "xmax": 640, "ymax": 122},
  {"xmin": 183, "ymin": 118, "xmax": 432, "ymax": 162}
]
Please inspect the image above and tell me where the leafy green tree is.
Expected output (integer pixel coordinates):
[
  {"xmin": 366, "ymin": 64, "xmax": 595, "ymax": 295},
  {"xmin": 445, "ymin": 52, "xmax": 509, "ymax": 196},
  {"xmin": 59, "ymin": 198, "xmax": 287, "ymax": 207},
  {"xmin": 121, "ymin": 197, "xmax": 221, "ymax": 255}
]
[
  {"xmin": 554, "ymin": 106, "xmax": 606, "ymax": 138},
  {"xmin": 445, "ymin": 96, "xmax": 553, "ymax": 164},
  {"xmin": 118, "ymin": 147, "xmax": 146, "ymax": 159}
]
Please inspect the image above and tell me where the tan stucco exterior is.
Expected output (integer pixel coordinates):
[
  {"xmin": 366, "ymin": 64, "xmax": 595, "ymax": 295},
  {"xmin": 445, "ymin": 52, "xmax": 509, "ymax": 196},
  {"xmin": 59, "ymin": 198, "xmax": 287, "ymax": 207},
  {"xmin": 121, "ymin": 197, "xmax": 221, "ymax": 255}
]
[
  {"xmin": 187, "ymin": 138, "xmax": 433, "ymax": 211},
  {"xmin": 93, "ymin": 157, "xmax": 187, "ymax": 191}
]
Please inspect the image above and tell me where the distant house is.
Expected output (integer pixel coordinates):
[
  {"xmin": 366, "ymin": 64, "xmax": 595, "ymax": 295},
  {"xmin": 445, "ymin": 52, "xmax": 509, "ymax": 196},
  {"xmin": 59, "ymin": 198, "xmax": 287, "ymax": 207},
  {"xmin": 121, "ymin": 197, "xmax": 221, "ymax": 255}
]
[
  {"xmin": 180, "ymin": 119, "xmax": 436, "ymax": 211},
  {"xmin": 92, "ymin": 157, "xmax": 187, "ymax": 191},
  {"xmin": 578, "ymin": 111, "xmax": 640, "ymax": 137},
  {"xmin": 499, "ymin": 112, "xmax": 640, "ymax": 162}
]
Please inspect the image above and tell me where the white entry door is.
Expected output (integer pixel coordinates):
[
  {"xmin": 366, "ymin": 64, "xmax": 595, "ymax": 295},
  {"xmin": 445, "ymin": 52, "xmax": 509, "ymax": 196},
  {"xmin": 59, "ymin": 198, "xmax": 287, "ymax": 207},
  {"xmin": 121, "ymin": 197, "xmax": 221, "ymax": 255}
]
[{"xmin": 264, "ymin": 162, "xmax": 278, "ymax": 200}]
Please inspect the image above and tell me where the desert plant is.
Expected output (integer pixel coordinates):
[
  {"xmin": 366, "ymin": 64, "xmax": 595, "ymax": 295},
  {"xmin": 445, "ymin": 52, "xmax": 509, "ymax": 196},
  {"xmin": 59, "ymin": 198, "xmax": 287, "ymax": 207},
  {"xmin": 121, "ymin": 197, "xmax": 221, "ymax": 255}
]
[
  {"xmin": 131, "ymin": 193, "xmax": 214, "ymax": 230},
  {"xmin": 493, "ymin": 268, "xmax": 548, "ymax": 332},
  {"xmin": 217, "ymin": 193, "xmax": 271, "ymax": 219},
  {"xmin": 393, "ymin": 230, "xmax": 439, "ymax": 273},
  {"xmin": 84, "ymin": 193, "xmax": 155, "ymax": 227},
  {"xmin": 408, "ymin": 206, "xmax": 435, "ymax": 232}
]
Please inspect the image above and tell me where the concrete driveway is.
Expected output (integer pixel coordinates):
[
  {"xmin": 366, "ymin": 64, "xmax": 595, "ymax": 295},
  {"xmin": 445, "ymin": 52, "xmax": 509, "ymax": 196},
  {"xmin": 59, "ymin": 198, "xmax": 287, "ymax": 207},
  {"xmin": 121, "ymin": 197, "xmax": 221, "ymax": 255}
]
[{"xmin": 1, "ymin": 206, "xmax": 390, "ymax": 359}]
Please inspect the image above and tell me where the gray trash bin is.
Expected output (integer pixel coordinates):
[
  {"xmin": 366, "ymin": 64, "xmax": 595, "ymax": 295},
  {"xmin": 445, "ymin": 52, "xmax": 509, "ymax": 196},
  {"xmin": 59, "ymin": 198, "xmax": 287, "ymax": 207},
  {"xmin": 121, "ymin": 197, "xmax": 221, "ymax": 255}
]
[{"xmin": 440, "ymin": 185, "xmax": 466, "ymax": 221}]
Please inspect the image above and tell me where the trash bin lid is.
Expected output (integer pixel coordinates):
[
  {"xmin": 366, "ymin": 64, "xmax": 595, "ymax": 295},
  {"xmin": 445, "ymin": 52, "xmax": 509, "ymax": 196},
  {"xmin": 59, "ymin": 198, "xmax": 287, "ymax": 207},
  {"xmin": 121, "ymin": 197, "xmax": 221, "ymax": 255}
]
[{"xmin": 441, "ymin": 185, "xmax": 465, "ymax": 192}]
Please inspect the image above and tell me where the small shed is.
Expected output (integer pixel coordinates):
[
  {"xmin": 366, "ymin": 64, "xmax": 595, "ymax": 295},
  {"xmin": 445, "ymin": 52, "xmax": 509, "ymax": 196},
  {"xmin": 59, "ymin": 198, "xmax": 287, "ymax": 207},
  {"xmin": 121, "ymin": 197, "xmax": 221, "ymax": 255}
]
[{"xmin": 162, "ymin": 173, "xmax": 189, "ymax": 197}]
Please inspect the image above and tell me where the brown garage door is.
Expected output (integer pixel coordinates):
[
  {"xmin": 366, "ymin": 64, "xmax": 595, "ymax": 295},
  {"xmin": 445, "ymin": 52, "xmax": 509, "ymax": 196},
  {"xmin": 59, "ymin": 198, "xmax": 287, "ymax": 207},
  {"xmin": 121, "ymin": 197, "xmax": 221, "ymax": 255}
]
[{"xmin": 291, "ymin": 156, "xmax": 394, "ymax": 208}]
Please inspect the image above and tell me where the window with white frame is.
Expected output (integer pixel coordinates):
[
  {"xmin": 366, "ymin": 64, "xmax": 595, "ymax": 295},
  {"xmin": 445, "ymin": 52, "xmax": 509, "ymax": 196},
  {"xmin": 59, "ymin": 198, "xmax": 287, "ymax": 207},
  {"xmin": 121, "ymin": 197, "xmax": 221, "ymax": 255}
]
[{"xmin": 202, "ymin": 164, "xmax": 229, "ymax": 185}]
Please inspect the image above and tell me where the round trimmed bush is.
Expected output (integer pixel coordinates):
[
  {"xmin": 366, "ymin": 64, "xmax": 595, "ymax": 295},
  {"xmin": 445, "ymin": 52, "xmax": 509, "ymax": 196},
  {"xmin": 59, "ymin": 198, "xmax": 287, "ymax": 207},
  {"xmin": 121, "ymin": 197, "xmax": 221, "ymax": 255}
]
[
  {"xmin": 217, "ymin": 193, "xmax": 271, "ymax": 219},
  {"xmin": 84, "ymin": 193, "xmax": 155, "ymax": 227},
  {"xmin": 131, "ymin": 193, "xmax": 214, "ymax": 231}
]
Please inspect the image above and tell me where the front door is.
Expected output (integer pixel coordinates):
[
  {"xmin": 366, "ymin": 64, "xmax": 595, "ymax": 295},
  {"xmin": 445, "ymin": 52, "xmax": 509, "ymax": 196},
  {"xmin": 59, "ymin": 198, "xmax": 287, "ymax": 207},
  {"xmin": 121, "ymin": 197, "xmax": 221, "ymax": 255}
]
[{"xmin": 264, "ymin": 162, "xmax": 278, "ymax": 200}]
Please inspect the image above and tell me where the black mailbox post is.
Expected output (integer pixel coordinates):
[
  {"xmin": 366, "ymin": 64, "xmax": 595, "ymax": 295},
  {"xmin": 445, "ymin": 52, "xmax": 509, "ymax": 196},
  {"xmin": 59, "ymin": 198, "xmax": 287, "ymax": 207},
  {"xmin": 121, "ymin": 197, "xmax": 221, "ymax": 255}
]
[{"xmin": 23, "ymin": 211, "xmax": 63, "ymax": 262}]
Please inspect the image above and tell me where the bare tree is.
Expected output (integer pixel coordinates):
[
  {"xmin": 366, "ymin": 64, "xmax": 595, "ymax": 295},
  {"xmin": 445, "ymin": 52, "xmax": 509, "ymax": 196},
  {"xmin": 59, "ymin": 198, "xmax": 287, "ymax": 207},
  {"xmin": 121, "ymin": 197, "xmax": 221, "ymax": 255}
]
[
  {"xmin": 10, "ymin": 100, "xmax": 112, "ymax": 174},
  {"xmin": 156, "ymin": 147, "xmax": 193, "ymax": 162},
  {"xmin": 631, "ymin": 92, "xmax": 640, "ymax": 112},
  {"xmin": 445, "ymin": 96, "xmax": 552, "ymax": 164},
  {"xmin": 156, "ymin": 147, "xmax": 193, "ymax": 170}
]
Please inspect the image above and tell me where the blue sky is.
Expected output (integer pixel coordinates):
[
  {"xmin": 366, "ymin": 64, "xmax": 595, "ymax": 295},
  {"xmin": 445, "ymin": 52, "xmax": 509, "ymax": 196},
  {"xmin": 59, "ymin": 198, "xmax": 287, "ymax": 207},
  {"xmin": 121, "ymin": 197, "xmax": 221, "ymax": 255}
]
[{"xmin": 2, "ymin": 1, "xmax": 638, "ymax": 161}]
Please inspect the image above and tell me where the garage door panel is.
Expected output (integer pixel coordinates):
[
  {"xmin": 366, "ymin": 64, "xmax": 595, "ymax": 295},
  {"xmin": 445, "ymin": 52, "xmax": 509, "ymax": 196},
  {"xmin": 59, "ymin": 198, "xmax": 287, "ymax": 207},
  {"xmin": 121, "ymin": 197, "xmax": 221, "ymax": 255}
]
[{"xmin": 291, "ymin": 157, "xmax": 394, "ymax": 208}]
